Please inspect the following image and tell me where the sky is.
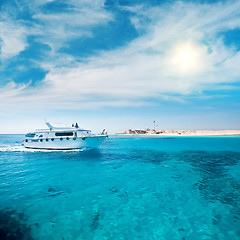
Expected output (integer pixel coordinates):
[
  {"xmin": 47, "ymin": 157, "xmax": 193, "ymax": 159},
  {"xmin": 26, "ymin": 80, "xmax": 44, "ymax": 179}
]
[{"xmin": 0, "ymin": 0, "xmax": 240, "ymax": 133}]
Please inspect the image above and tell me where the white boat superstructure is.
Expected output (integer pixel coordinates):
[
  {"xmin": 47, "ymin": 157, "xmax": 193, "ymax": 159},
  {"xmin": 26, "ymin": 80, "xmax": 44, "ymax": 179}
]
[{"xmin": 23, "ymin": 122, "xmax": 107, "ymax": 150}]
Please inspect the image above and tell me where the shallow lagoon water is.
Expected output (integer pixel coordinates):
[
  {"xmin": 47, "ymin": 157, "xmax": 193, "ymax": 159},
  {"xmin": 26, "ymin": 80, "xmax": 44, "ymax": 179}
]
[{"xmin": 0, "ymin": 134, "xmax": 240, "ymax": 240}]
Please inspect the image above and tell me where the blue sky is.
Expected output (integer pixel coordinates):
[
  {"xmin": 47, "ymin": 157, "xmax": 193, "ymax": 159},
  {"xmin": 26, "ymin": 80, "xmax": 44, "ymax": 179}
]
[{"xmin": 0, "ymin": 0, "xmax": 240, "ymax": 133}]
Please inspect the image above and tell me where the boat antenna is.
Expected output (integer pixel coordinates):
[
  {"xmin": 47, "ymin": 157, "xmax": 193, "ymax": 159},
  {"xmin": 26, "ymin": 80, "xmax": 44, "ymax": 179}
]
[{"xmin": 45, "ymin": 121, "xmax": 53, "ymax": 130}]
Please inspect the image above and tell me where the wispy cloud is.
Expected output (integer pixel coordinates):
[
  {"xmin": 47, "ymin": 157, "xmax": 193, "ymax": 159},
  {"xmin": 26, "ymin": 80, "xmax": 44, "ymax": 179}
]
[
  {"xmin": 31, "ymin": 0, "xmax": 113, "ymax": 51},
  {"xmin": 0, "ymin": 19, "xmax": 29, "ymax": 59},
  {"xmin": 0, "ymin": 81, "xmax": 30, "ymax": 99}
]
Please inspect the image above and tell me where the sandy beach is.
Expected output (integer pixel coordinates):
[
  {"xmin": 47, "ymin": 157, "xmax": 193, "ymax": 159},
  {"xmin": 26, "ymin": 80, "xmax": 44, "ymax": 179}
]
[{"xmin": 117, "ymin": 129, "xmax": 240, "ymax": 136}]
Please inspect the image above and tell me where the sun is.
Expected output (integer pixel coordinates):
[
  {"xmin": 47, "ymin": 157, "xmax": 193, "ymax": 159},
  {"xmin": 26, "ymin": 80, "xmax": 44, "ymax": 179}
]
[{"xmin": 171, "ymin": 42, "xmax": 202, "ymax": 74}]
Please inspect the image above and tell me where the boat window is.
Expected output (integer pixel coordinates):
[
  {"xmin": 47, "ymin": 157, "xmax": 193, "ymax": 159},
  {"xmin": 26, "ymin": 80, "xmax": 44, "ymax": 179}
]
[
  {"xmin": 55, "ymin": 132, "xmax": 74, "ymax": 137},
  {"xmin": 25, "ymin": 133, "xmax": 35, "ymax": 138}
]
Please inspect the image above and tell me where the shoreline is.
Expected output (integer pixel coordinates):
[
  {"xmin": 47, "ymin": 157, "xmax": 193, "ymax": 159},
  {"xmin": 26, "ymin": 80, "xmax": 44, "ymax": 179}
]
[{"xmin": 115, "ymin": 130, "xmax": 240, "ymax": 136}]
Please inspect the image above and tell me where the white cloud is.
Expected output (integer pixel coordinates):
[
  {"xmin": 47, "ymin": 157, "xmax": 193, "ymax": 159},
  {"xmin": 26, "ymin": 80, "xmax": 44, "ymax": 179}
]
[
  {"xmin": 31, "ymin": 0, "xmax": 113, "ymax": 51},
  {"xmin": 0, "ymin": 20, "xmax": 29, "ymax": 59},
  {"xmin": 0, "ymin": 81, "xmax": 30, "ymax": 99}
]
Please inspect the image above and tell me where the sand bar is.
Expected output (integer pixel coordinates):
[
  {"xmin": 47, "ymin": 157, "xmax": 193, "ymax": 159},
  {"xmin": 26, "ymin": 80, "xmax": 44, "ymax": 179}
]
[{"xmin": 116, "ymin": 129, "xmax": 240, "ymax": 136}]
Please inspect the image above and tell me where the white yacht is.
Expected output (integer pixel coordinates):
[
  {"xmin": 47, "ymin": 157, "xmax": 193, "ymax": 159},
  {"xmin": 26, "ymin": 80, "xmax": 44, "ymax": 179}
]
[{"xmin": 23, "ymin": 122, "xmax": 107, "ymax": 150}]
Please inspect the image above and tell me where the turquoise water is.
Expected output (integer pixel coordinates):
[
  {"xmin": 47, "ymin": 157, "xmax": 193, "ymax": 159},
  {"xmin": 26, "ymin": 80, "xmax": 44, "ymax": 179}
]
[{"xmin": 1, "ymin": 134, "xmax": 240, "ymax": 240}]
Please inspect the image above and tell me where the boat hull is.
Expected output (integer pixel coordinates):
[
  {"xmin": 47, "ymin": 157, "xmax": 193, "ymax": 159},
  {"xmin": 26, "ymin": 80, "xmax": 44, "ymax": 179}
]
[{"xmin": 23, "ymin": 135, "xmax": 107, "ymax": 150}]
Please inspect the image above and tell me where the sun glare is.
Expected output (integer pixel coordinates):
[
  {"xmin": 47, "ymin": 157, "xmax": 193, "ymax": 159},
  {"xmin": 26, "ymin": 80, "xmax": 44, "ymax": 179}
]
[{"xmin": 171, "ymin": 42, "xmax": 202, "ymax": 74}]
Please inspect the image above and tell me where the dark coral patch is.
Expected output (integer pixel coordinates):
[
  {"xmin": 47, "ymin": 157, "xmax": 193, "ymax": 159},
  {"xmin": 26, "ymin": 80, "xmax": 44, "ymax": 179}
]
[{"xmin": 0, "ymin": 208, "xmax": 33, "ymax": 240}]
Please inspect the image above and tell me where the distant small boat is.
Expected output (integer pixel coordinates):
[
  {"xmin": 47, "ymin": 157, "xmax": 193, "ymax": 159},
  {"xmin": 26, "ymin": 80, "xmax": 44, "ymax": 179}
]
[{"xmin": 23, "ymin": 122, "xmax": 107, "ymax": 150}]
